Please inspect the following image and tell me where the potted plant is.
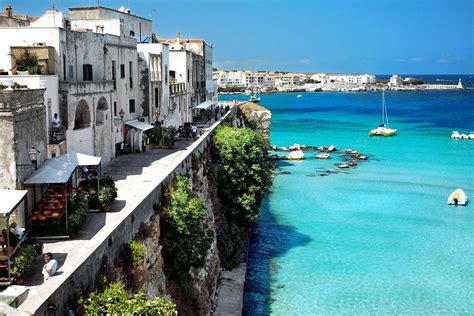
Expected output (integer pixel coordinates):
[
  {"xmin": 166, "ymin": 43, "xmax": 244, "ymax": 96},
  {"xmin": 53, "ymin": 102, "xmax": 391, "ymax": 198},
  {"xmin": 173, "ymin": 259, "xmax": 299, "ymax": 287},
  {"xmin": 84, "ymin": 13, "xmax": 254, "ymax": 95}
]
[
  {"xmin": 11, "ymin": 244, "xmax": 37, "ymax": 284},
  {"xmin": 13, "ymin": 48, "xmax": 44, "ymax": 75},
  {"xmin": 98, "ymin": 186, "xmax": 118, "ymax": 212}
]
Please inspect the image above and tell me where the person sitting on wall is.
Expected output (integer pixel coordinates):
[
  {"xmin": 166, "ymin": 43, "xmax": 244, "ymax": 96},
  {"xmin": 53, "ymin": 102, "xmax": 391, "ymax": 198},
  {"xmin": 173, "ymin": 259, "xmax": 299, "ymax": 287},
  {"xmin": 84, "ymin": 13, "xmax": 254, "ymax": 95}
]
[
  {"xmin": 9, "ymin": 222, "xmax": 24, "ymax": 241},
  {"xmin": 42, "ymin": 252, "xmax": 58, "ymax": 281},
  {"xmin": 51, "ymin": 113, "xmax": 60, "ymax": 130}
]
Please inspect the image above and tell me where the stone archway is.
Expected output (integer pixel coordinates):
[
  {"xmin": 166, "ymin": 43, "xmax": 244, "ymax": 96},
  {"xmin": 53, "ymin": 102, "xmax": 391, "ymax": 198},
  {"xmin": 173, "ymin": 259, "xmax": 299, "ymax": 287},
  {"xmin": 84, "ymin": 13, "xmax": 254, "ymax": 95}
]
[
  {"xmin": 96, "ymin": 96, "xmax": 108, "ymax": 126},
  {"xmin": 74, "ymin": 99, "xmax": 91, "ymax": 129}
]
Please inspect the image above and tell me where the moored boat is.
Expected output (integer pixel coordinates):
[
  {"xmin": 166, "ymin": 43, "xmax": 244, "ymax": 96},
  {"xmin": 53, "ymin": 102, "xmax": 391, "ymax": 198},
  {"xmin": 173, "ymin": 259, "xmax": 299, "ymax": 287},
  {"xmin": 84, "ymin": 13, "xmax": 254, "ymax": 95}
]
[
  {"xmin": 316, "ymin": 153, "xmax": 330, "ymax": 159},
  {"xmin": 447, "ymin": 188, "xmax": 468, "ymax": 206},
  {"xmin": 370, "ymin": 90, "xmax": 397, "ymax": 137}
]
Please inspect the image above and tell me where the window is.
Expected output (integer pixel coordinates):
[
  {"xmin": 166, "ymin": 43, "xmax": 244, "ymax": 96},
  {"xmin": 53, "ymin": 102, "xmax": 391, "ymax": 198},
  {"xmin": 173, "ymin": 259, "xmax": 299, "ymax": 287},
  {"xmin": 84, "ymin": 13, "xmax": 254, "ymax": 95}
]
[
  {"xmin": 187, "ymin": 69, "xmax": 190, "ymax": 83},
  {"xmin": 62, "ymin": 54, "xmax": 66, "ymax": 80},
  {"xmin": 74, "ymin": 100, "xmax": 91, "ymax": 129},
  {"xmin": 120, "ymin": 64, "xmax": 125, "ymax": 78},
  {"xmin": 112, "ymin": 61, "xmax": 116, "ymax": 89},
  {"xmin": 129, "ymin": 99, "xmax": 135, "ymax": 113},
  {"xmin": 165, "ymin": 65, "xmax": 168, "ymax": 84},
  {"xmin": 154, "ymin": 88, "xmax": 159, "ymax": 108},
  {"xmin": 83, "ymin": 64, "xmax": 93, "ymax": 81},
  {"xmin": 68, "ymin": 65, "xmax": 74, "ymax": 80},
  {"xmin": 114, "ymin": 101, "xmax": 117, "ymax": 116},
  {"xmin": 130, "ymin": 30, "xmax": 135, "ymax": 37},
  {"xmin": 129, "ymin": 61, "xmax": 133, "ymax": 89}
]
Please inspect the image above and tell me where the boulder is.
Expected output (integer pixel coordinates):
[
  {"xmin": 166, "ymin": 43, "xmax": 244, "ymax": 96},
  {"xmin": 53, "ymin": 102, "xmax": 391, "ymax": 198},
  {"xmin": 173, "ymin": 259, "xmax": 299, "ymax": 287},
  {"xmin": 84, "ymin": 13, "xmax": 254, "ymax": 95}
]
[
  {"xmin": 287, "ymin": 150, "xmax": 305, "ymax": 160},
  {"xmin": 327, "ymin": 145, "xmax": 337, "ymax": 152}
]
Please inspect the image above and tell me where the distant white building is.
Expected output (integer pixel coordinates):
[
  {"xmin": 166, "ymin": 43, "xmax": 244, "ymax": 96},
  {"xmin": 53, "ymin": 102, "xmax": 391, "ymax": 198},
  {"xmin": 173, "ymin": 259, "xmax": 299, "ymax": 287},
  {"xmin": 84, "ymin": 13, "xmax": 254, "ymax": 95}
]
[
  {"xmin": 328, "ymin": 74, "xmax": 375, "ymax": 84},
  {"xmin": 390, "ymin": 75, "xmax": 403, "ymax": 87}
]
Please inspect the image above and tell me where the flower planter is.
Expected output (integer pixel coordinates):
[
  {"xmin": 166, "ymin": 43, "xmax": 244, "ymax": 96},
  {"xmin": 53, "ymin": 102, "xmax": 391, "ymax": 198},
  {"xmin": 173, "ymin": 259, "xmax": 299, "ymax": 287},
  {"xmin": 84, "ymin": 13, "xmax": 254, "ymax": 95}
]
[{"xmin": 101, "ymin": 204, "xmax": 112, "ymax": 212}]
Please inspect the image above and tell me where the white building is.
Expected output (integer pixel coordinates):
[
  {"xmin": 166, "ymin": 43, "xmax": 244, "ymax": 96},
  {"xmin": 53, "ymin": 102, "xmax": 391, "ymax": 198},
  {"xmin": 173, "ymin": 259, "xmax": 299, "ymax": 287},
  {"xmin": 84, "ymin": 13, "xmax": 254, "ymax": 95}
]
[
  {"xmin": 0, "ymin": 7, "xmax": 144, "ymax": 162},
  {"xmin": 390, "ymin": 75, "xmax": 403, "ymax": 87},
  {"xmin": 69, "ymin": 6, "xmax": 152, "ymax": 42},
  {"xmin": 137, "ymin": 43, "xmax": 170, "ymax": 125}
]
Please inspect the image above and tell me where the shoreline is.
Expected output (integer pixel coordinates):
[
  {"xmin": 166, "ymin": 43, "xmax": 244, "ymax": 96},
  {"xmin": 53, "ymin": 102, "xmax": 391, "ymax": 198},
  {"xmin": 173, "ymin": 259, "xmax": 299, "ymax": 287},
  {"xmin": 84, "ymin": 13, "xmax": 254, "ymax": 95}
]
[{"xmin": 218, "ymin": 84, "xmax": 465, "ymax": 96}]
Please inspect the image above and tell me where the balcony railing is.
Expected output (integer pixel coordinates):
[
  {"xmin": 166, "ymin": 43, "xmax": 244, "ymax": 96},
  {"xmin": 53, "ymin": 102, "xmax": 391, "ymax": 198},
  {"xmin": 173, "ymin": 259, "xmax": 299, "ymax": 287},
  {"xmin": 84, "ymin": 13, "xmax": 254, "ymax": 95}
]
[
  {"xmin": 59, "ymin": 80, "xmax": 114, "ymax": 95},
  {"xmin": 170, "ymin": 82, "xmax": 186, "ymax": 94}
]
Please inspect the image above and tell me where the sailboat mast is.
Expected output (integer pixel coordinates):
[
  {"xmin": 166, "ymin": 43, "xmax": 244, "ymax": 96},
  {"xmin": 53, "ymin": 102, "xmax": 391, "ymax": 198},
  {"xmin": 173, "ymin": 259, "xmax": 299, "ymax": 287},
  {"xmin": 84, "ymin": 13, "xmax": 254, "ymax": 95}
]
[
  {"xmin": 381, "ymin": 90, "xmax": 385, "ymax": 125},
  {"xmin": 384, "ymin": 91, "xmax": 390, "ymax": 128}
]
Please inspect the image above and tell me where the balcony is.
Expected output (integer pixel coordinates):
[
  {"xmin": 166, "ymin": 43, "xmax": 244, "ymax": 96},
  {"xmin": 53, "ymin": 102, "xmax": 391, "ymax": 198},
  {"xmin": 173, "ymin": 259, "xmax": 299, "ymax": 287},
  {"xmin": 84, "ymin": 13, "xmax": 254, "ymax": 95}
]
[
  {"xmin": 170, "ymin": 82, "xmax": 186, "ymax": 94},
  {"xmin": 59, "ymin": 80, "xmax": 114, "ymax": 95}
]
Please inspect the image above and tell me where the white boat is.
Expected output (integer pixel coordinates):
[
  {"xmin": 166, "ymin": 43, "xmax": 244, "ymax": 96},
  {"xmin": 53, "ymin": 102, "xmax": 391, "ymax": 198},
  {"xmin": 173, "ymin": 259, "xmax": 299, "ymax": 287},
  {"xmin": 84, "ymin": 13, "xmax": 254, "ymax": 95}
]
[
  {"xmin": 369, "ymin": 90, "xmax": 397, "ymax": 137},
  {"xmin": 447, "ymin": 188, "xmax": 468, "ymax": 206},
  {"xmin": 451, "ymin": 131, "xmax": 461, "ymax": 139},
  {"xmin": 297, "ymin": 94, "xmax": 303, "ymax": 98},
  {"xmin": 452, "ymin": 131, "xmax": 474, "ymax": 139},
  {"xmin": 248, "ymin": 86, "xmax": 261, "ymax": 103}
]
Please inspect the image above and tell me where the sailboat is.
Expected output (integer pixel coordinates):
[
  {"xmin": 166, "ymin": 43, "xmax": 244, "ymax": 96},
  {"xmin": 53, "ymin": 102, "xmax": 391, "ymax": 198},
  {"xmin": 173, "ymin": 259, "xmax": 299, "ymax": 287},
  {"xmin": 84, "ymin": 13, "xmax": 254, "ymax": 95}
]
[
  {"xmin": 369, "ymin": 90, "xmax": 397, "ymax": 137},
  {"xmin": 248, "ymin": 86, "xmax": 261, "ymax": 103}
]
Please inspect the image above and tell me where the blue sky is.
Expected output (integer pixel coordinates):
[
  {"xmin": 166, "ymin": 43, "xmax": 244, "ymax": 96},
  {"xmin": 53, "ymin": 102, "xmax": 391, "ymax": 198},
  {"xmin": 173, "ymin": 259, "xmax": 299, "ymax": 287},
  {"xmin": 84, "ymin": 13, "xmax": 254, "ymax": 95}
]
[{"xmin": 2, "ymin": 0, "xmax": 473, "ymax": 74}]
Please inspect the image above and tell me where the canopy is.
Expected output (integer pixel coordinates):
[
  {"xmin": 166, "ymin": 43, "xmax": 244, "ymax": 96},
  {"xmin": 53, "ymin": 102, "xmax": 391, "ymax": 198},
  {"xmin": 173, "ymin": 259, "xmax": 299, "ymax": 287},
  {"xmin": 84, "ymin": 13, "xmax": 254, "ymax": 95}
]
[
  {"xmin": 125, "ymin": 119, "xmax": 154, "ymax": 131},
  {"xmin": 196, "ymin": 100, "xmax": 215, "ymax": 110},
  {"xmin": 0, "ymin": 190, "xmax": 27, "ymax": 217},
  {"xmin": 24, "ymin": 151, "xmax": 101, "ymax": 185}
]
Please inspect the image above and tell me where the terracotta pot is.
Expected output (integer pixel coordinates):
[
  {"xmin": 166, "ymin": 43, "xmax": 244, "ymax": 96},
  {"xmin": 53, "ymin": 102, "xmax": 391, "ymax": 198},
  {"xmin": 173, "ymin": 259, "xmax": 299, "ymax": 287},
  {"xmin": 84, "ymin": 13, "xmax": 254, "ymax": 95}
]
[
  {"xmin": 101, "ymin": 204, "xmax": 112, "ymax": 212},
  {"xmin": 15, "ymin": 279, "xmax": 24, "ymax": 285}
]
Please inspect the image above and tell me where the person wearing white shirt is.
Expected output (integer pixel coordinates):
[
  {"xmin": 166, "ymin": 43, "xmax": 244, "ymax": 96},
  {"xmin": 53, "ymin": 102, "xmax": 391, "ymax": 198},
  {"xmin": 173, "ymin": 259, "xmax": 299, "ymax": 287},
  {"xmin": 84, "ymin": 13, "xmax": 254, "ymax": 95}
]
[
  {"xmin": 52, "ymin": 113, "xmax": 60, "ymax": 129},
  {"xmin": 42, "ymin": 252, "xmax": 58, "ymax": 281}
]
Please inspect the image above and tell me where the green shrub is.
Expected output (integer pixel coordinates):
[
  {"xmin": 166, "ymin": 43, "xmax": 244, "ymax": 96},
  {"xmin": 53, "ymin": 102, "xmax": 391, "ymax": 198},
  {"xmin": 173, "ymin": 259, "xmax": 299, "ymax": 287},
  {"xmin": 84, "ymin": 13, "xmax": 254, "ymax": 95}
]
[
  {"xmin": 11, "ymin": 244, "xmax": 37, "ymax": 280},
  {"xmin": 212, "ymin": 126, "xmax": 272, "ymax": 268},
  {"xmin": 79, "ymin": 281, "xmax": 177, "ymax": 315},
  {"xmin": 147, "ymin": 125, "xmax": 176, "ymax": 148},
  {"xmin": 129, "ymin": 240, "xmax": 146, "ymax": 268},
  {"xmin": 160, "ymin": 176, "xmax": 213, "ymax": 287},
  {"xmin": 13, "ymin": 48, "xmax": 44, "ymax": 74},
  {"xmin": 98, "ymin": 186, "xmax": 118, "ymax": 206},
  {"xmin": 69, "ymin": 192, "xmax": 88, "ymax": 234}
]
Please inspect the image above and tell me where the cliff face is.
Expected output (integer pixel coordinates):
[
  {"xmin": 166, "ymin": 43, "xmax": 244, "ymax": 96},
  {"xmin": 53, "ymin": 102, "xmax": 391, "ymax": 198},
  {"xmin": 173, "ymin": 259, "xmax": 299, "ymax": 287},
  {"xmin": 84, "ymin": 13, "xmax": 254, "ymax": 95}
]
[
  {"xmin": 238, "ymin": 102, "xmax": 272, "ymax": 146},
  {"xmin": 114, "ymin": 106, "xmax": 271, "ymax": 314}
]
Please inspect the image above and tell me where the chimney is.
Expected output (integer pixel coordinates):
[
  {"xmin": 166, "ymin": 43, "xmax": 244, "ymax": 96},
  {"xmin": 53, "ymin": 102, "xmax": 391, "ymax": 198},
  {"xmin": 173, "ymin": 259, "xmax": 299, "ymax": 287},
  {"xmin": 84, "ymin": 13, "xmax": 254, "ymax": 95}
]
[
  {"xmin": 4, "ymin": 5, "xmax": 12, "ymax": 18},
  {"xmin": 176, "ymin": 32, "xmax": 181, "ymax": 45}
]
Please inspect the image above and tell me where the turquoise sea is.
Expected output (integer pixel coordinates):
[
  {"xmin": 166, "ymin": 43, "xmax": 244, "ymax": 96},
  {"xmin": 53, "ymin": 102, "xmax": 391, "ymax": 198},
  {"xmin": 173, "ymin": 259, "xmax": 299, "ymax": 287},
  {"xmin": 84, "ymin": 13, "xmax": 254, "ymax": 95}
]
[{"xmin": 220, "ymin": 77, "xmax": 474, "ymax": 315}]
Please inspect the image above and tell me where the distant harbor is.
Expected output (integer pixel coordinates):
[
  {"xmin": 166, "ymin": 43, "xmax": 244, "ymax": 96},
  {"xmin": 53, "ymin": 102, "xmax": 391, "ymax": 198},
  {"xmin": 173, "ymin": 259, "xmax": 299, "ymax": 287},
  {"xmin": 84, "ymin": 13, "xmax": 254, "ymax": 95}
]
[{"xmin": 215, "ymin": 70, "xmax": 466, "ymax": 94}]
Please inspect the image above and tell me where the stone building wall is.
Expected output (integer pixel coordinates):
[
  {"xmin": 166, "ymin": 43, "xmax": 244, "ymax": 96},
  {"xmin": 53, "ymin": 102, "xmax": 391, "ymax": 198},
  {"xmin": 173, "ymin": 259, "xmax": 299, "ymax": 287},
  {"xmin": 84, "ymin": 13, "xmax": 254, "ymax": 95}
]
[{"xmin": 0, "ymin": 89, "xmax": 47, "ymax": 189}]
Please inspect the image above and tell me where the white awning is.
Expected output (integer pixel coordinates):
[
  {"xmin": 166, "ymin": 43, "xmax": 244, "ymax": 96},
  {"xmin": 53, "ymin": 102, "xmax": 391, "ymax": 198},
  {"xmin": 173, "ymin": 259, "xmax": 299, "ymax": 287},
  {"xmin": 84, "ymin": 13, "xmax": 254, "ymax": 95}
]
[
  {"xmin": 0, "ymin": 190, "xmax": 27, "ymax": 217},
  {"xmin": 24, "ymin": 151, "xmax": 101, "ymax": 185},
  {"xmin": 125, "ymin": 119, "xmax": 154, "ymax": 131},
  {"xmin": 196, "ymin": 100, "xmax": 215, "ymax": 110}
]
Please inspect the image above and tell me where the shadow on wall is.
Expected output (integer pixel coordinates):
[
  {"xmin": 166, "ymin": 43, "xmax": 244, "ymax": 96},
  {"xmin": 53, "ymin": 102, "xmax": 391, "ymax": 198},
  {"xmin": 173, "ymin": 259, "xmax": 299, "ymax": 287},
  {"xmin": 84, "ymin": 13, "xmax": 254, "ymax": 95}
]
[{"xmin": 243, "ymin": 197, "xmax": 311, "ymax": 316}]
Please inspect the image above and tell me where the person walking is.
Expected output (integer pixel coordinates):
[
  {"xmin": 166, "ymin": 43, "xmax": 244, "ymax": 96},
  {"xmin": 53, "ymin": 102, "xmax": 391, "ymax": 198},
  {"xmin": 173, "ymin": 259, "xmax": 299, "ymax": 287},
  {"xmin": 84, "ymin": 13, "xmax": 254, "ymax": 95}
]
[{"xmin": 191, "ymin": 124, "xmax": 198, "ymax": 140}]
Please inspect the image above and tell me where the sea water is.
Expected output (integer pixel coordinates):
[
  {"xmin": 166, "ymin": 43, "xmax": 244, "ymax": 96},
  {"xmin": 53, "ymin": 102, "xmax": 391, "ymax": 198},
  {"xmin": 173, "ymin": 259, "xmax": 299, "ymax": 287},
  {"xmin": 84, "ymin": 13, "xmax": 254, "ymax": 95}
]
[{"xmin": 220, "ymin": 80, "xmax": 474, "ymax": 315}]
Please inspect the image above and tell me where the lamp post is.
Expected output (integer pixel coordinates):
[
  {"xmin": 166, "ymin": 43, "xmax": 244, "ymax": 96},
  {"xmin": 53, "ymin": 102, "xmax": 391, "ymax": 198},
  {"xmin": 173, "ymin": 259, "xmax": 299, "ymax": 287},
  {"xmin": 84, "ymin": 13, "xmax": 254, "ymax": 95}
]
[
  {"xmin": 28, "ymin": 146, "xmax": 40, "ymax": 170},
  {"xmin": 119, "ymin": 109, "xmax": 125, "ymax": 121}
]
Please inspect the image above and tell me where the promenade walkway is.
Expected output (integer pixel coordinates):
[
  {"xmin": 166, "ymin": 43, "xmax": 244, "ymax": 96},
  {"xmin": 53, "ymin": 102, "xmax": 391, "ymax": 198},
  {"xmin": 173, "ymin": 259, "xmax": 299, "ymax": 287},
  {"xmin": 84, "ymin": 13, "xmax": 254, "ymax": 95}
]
[{"xmin": 17, "ymin": 116, "xmax": 227, "ymax": 314}]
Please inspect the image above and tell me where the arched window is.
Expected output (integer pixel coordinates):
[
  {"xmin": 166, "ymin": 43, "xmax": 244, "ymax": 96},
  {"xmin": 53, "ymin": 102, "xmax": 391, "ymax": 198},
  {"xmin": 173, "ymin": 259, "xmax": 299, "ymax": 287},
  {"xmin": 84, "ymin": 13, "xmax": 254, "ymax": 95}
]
[
  {"xmin": 74, "ymin": 100, "xmax": 91, "ymax": 129},
  {"xmin": 96, "ymin": 97, "xmax": 108, "ymax": 126}
]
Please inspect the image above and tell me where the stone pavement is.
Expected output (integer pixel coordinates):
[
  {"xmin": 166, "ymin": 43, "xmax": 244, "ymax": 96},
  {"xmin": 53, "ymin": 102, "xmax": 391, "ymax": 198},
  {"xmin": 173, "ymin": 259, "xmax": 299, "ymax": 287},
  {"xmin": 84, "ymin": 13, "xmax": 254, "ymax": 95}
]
[{"xmin": 17, "ymin": 117, "xmax": 226, "ymax": 314}]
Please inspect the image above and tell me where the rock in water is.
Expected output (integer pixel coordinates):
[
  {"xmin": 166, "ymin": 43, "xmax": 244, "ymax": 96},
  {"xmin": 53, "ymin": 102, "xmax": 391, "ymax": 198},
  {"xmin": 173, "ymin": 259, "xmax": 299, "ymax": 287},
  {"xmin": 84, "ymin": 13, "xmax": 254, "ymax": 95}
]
[{"xmin": 287, "ymin": 150, "xmax": 305, "ymax": 160}]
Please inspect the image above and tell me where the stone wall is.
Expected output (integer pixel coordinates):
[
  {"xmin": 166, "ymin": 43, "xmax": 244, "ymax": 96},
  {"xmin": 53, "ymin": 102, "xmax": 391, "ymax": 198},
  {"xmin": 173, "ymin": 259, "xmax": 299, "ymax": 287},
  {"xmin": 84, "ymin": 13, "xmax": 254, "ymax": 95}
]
[
  {"xmin": 0, "ymin": 89, "xmax": 47, "ymax": 189},
  {"xmin": 20, "ymin": 103, "xmax": 270, "ymax": 314}
]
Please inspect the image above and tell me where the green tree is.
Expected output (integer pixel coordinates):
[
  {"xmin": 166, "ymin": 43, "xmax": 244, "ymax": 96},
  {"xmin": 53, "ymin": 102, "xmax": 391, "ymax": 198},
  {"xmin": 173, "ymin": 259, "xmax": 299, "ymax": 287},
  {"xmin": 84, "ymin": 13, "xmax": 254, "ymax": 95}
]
[
  {"xmin": 159, "ymin": 176, "xmax": 213, "ymax": 286},
  {"xmin": 212, "ymin": 126, "xmax": 272, "ymax": 268}
]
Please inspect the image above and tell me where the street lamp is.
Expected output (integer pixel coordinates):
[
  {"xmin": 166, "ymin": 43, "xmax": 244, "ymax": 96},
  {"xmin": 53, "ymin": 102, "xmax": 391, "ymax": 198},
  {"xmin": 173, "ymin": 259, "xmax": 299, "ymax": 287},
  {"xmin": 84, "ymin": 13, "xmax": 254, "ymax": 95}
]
[
  {"xmin": 28, "ymin": 146, "xmax": 40, "ymax": 170},
  {"xmin": 119, "ymin": 109, "xmax": 125, "ymax": 121}
]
